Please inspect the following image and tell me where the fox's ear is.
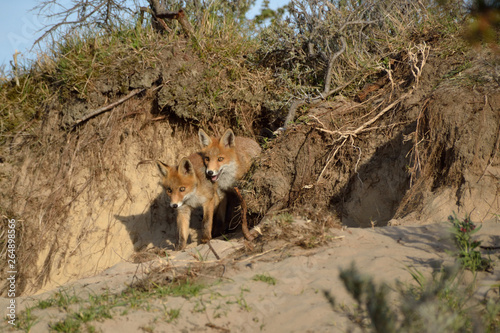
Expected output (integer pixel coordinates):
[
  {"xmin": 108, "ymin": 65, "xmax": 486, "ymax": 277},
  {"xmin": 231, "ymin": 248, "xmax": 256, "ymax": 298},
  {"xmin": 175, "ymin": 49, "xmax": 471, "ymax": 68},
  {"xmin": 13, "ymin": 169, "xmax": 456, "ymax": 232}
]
[
  {"xmin": 198, "ymin": 129, "xmax": 212, "ymax": 147},
  {"xmin": 156, "ymin": 161, "xmax": 169, "ymax": 177},
  {"xmin": 221, "ymin": 129, "xmax": 235, "ymax": 148},
  {"xmin": 178, "ymin": 157, "xmax": 195, "ymax": 176}
]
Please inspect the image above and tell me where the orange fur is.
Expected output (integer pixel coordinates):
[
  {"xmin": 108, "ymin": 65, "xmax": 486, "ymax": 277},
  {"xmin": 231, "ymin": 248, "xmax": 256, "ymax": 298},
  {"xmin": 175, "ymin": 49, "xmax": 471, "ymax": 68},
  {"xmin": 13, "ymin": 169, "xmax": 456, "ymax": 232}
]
[
  {"xmin": 157, "ymin": 153, "xmax": 219, "ymax": 250},
  {"xmin": 198, "ymin": 128, "xmax": 261, "ymax": 192}
]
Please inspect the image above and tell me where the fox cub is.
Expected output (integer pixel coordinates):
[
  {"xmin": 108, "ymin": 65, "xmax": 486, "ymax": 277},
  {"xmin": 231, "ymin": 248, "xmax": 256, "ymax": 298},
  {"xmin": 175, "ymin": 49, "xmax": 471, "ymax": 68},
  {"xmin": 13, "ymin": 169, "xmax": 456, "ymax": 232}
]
[
  {"xmin": 198, "ymin": 128, "xmax": 261, "ymax": 192},
  {"xmin": 157, "ymin": 153, "xmax": 219, "ymax": 250}
]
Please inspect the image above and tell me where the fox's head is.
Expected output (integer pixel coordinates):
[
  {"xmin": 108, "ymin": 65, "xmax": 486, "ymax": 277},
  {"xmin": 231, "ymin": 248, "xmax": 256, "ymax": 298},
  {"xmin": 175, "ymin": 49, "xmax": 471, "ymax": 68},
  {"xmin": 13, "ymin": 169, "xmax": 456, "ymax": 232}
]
[
  {"xmin": 157, "ymin": 157, "xmax": 197, "ymax": 209},
  {"xmin": 198, "ymin": 128, "xmax": 237, "ymax": 182}
]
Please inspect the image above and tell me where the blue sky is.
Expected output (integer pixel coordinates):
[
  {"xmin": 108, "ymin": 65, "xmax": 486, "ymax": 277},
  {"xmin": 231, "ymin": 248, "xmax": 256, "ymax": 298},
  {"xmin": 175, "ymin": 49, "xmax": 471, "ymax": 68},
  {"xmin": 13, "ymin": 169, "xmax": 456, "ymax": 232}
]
[
  {"xmin": 0, "ymin": 0, "xmax": 287, "ymax": 72},
  {"xmin": 0, "ymin": 1, "xmax": 46, "ymax": 70}
]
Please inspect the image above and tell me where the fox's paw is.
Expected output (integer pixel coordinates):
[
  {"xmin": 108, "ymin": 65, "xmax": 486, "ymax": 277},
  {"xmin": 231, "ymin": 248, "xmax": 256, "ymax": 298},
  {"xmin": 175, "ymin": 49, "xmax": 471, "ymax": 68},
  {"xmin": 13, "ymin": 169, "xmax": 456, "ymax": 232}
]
[
  {"xmin": 176, "ymin": 240, "xmax": 187, "ymax": 251},
  {"xmin": 200, "ymin": 235, "xmax": 212, "ymax": 244}
]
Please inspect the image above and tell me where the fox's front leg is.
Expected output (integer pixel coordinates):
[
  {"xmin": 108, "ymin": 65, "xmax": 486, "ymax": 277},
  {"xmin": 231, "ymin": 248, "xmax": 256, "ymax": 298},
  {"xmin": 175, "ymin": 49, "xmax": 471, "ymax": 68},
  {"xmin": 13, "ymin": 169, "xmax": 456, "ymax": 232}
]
[
  {"xmin": 201, "ymin": 198, "xmax": 215, "ymax": 243},
  {"xmin": 176, "ymin": 207, "xmax": 190, "ymax": 250}
]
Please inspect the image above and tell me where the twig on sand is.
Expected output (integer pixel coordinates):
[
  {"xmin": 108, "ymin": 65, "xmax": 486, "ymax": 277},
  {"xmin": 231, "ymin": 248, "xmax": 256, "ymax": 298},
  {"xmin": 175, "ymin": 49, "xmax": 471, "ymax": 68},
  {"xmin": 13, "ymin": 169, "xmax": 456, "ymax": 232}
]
[
  {"xmin": 235, "ymin": 245, "xmax": 288, "ymax": 263},
  {"xmin": 207, "ymin": 240, "xmax": 221, "ymax": 260},
  {"xmin": 206, "ymin": 323, "xmax": 230, "ymax": 332}
]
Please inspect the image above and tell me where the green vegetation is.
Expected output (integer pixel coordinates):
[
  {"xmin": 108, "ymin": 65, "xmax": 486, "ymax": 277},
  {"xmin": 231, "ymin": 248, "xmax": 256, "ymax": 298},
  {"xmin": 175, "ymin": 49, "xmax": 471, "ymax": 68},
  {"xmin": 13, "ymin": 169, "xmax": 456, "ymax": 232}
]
[
  {"xmin": 13, "ymin": 278, "xmax": 206, "ymax": 332},
  {"xmin": 252, "ymin": 273, "xmax": 277, "ymax": 285},
  {"xmin": 449, "ymin": 213, "xmax": 491, "ymax": 272},
  {"xmin": 332, "ymin": 212, "xmax": 499, "ymax": 332},
  {"xmin": 163, "ymin": 307, "xmax": 181, "ymax": 323},
  {"xmin": 14, "ymin": 307, "xmax": 38, "ymax": 333},
  {"xmin": 273, "ymin": 212, "xmax": 294, "ymax": 225},
  {"xmin": 334, "ymin": 262, "xmax": 500, "ymax": 333}
]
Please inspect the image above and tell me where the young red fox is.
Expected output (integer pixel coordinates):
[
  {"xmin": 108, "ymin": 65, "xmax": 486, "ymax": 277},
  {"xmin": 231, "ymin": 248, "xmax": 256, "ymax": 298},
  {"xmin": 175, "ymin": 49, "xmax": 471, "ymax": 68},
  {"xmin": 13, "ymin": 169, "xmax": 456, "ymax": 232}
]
[
  {"xmin": 198, "ymin": 129, "xmax": 261, "ymax": 240},
  {"xmin": 157, "ymin": 153, "xmax": 219, "ymax": 250},
  {"xmin": 198, "ymin": 128, "xmax": 261, "ymax": 191}
]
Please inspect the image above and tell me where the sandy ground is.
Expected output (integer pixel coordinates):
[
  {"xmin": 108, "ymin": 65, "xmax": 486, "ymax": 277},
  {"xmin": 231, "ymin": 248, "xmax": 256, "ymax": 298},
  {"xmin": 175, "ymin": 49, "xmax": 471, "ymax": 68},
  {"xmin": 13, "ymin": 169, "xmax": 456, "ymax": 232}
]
[{"xmin": 2, "ymin": 218, "xmax": 499, "ymax": 332}]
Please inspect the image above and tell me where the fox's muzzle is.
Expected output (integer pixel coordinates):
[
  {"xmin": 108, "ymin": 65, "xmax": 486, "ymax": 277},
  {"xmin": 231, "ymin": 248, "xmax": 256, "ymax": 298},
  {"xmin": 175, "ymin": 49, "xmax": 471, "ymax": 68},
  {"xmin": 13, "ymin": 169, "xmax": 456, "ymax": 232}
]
[{"xmin": 206, "ymin": 170, "xmax": 220, "ymax": 182}]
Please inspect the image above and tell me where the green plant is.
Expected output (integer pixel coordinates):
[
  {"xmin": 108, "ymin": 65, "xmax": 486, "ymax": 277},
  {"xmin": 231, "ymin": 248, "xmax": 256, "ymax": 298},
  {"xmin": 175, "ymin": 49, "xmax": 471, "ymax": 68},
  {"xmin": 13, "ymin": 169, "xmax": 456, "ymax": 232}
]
[
  {"xmin": 164, "ymin": 307, "xmax": 181, "ymax": 323},
  {"xmin": 337, "ymin": 263, "xmax": 396, "ymax": 333},
  {"xmin": 334, "ymin": 262, "xmax": 488, "ymax": 333},
  {"xmin": 448, "ymin": 213, "xmax": 491, "ymax": 272},
  {"xmin": 14, "ymin": 307, "xmax": 38, "ymax": 332},
  {"xmin": 226, "ymin": 287, "xmax": 251, "ymax": 311},
  {"xmin": 483, "ymin": 297, "xmax": 500, "ymax": 333},
  {"xmin": 273, "ymin": 212, "xmax": 294, "ymax": 224},
  {"xmin": 252, "ymin": 273, "xmax": 277, "ymax": 285},
  {"xmin": 142, "ymin": 278, "xmax": 205, "ymax": 299},
  {"xmin": 402, "ymin": 265, "xmax": 475, "ymax": 332},
  {"xmin": 48, "ymin": 292, "xmax": 115, "ymax": 332}
]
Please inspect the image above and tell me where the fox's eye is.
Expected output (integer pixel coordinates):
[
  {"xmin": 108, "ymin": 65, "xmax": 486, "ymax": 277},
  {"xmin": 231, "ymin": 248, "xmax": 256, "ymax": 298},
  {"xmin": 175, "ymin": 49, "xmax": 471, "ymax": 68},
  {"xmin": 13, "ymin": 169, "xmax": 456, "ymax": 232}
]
[
  {"xmin": 218, "ymin": 157, "xmax": 224, "ymax": 162},
  {"xmin": 179, "ymin": 187, "xmax": 185, "ymax": 192},
  {"xmin": 204, "ymin": 157, "xmax": 210, "ymax": 162},
  {"xmin": 166, "ymin": 188, "xmax": 172, "ymax": 194}
]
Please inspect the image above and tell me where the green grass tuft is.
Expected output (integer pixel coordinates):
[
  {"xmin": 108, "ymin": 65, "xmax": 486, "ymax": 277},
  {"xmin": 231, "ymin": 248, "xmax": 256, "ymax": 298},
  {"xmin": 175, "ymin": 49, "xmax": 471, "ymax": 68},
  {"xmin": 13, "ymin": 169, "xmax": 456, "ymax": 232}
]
[{"xmin": 252, "ymin": 273, "xmax": 277, "ymax": 285}]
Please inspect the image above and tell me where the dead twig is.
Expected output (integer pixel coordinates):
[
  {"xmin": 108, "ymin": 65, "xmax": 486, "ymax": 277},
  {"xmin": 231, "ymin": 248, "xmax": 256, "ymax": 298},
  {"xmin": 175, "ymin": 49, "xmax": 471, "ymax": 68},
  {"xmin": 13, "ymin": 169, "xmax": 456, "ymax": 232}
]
[
  {"xmin": 235, "ymin": 245, "xmax": 288, "ymax": 263},
  {"xmin": 315, "ymin": 92, "xmax": 411, "ymax": 139},
  {"xmin": 207, "ymin": 240, "xmax": 221, "ymax": 260},
  {"xmin": 478, "ymin": 95, "xmax": 500, "ymax": 183},
  {"xmin": 72, "ymin": 88, "xmax": 145, "ymax": 128},
  {"xmin": 323, "ymin": 36, "xmax": 347, "ymax": 95},
  {"xmin": 205, "ymin": 323, "xmax": 230, "ymax": 332}
]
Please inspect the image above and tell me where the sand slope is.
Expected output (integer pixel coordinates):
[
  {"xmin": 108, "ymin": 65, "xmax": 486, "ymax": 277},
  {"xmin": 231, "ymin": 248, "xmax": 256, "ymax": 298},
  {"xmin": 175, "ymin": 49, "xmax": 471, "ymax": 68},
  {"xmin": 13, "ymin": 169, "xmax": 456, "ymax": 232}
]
[{"xmin": 2, "ymin": 218, "xmax": 499, "ymax": 332}]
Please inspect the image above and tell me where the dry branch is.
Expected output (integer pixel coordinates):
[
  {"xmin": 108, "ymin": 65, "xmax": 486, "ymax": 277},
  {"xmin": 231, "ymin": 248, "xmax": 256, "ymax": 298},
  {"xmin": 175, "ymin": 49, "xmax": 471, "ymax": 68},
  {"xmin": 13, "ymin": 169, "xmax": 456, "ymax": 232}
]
[
  {"xmin": 323, "ymin": 36, "xmax": 346, "ymax": 95},
  {"xmin": 72, "ymin": 88, "xmax": 145, "ymax": 128},
  {"xmin": 33, "ymin": 0, "xmax": 134, "ymax": 46}
]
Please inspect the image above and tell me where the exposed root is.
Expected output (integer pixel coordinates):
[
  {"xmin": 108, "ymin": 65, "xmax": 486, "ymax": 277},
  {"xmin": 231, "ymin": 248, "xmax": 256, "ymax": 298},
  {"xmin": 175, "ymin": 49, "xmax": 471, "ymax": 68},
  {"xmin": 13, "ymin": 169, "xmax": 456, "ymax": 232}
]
[
  {"xmin": 408, "ymin": 43, "xmax": 430, "ymax": 88},
  {"xmin": 234, "ymin": 187, "xmax": 254, "ymax": 242}
]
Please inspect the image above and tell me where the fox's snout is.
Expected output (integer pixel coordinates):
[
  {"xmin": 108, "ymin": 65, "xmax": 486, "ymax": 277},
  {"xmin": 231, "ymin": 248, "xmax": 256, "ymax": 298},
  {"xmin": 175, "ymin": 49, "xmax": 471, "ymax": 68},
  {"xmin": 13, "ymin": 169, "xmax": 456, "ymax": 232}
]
[
  {"xmin": 206, "ymin": 168, "xmax": 220, "ymax": 182},
  {"xmin": 169, "ymin": 201, "xmax": 183, "ymax": 209}
]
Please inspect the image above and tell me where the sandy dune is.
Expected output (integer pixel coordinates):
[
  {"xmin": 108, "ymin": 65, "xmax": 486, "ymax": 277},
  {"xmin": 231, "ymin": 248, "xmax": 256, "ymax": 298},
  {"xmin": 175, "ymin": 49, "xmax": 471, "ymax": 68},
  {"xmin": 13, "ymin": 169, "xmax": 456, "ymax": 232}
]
[{"xmin": 2, "ymin": 218, "xmax": 499, "ymax": 332}]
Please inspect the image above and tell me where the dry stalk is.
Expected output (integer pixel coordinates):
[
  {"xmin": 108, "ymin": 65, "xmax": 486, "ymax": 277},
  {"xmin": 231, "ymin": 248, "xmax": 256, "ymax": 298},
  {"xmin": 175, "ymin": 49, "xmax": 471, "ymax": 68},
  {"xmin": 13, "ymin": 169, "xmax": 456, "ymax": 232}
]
[{"xmin": 408, "ymin": 43, "xmax": 430, "ymax": 88}]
